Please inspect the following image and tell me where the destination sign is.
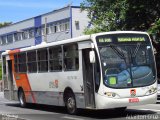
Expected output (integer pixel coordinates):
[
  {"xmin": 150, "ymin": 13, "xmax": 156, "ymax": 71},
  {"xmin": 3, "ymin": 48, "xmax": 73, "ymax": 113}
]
[
  {"xmin": 96, "ymin": 34, "xmax": 148, "ymax": 45},
  {"xmin": 118, "ymin": 37, "xmax": 145, "ymax": 42},
  {"xmin": 98, "ymin": 38, "xmax": 112, "ymax": 43}
]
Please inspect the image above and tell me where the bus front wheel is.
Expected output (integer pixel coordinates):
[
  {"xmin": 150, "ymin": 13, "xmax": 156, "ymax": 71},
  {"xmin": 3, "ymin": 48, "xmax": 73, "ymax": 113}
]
[
  {"xmin": 18, "ymin": 90, "xmax": 26, "ymax": 107},
  {"xmin": 64, "ymin": 91, "xmax": 77, "ymax": 114}
]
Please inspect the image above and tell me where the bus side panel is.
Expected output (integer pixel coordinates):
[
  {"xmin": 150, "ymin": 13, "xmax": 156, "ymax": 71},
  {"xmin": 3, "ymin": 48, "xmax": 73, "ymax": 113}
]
[
  {"xmin": 26, "ymin": 71, "xmax": 86, "ymax": 108},
  {"xmin": 8, "ymin": 52, "xmax": 36, "ymax": 103},
  {"xmin": 15, "ymin": 73, "xmax": 36, "ymax": 103},
  {"xmin": 31, "ymin": 91, "xmax": 60, "ymax": 105}
]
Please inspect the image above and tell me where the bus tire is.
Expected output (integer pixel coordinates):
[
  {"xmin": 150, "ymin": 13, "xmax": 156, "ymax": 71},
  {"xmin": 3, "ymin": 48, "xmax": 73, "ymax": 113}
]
[
  {"xmin": 18, "ymin": 90, "xmax": 26, "ymax": 108},
  {"xmin": 64, "ymin": 90, "xmax": 77, "ymax": 114}
]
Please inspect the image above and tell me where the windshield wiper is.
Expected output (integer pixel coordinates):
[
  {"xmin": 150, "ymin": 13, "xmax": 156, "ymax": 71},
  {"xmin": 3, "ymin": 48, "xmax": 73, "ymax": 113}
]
[
  {"xmin": 110, "ymin": 44, "xmax": 125, "ymax": 59},
  {"xmin": 132, "ymin": 42, "xmax": 141, "ymax": 58}
]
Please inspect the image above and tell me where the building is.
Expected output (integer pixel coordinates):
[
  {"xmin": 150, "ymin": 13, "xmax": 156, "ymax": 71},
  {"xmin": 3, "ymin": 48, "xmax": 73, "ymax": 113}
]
[{"xmin": 0, "ymin": 6, "xmax": 90, "ymax": 59}]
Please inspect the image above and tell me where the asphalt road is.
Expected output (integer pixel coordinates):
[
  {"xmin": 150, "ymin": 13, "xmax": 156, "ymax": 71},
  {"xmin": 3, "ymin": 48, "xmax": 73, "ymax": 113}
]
[{"xmin": 0, "ymin": 92, "xmax": 160, "ymax": 120}]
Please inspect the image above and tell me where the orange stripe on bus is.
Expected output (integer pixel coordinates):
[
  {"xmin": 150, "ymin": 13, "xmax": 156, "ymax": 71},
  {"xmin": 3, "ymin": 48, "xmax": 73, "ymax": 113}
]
[
  {"xmin": 24, "ymin": 74, "xmax": 36, "ymax": 103},
  {"xmin": 8, "ymin": 49, "xmax": 20, "ymax": 55},
  {"xmin": 9, "ymin": 53, "xmax": 36, "ymax": 103}
]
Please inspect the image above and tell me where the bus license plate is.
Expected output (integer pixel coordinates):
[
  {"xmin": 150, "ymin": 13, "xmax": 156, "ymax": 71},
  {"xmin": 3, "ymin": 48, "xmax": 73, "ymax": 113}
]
[{"xmin": 129, "ymin": 98, "xmax": 139, "ymax": 103}]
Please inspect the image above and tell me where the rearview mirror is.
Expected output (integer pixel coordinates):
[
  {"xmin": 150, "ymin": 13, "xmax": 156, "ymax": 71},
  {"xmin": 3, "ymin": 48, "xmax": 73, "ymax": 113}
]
[{"xmin": 89, "ymin": 51, "xmax": 95, "ymax": 63}]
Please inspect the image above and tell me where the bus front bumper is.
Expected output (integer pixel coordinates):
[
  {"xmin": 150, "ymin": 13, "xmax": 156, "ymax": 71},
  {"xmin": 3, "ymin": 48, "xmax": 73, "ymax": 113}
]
[{"xmin": 95, "ymin": 93, "xmax": 157, "ymax": 109}]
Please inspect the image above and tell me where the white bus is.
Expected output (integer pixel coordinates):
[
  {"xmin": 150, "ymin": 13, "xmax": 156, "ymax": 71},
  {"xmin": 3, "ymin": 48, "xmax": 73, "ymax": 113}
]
[{"xmin": 2, "ymin": 31, "xmax": 157, "ymax": 114}]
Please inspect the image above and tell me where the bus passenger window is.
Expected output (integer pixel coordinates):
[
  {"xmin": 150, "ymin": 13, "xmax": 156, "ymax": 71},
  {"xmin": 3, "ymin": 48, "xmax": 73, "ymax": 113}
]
[
  {"xmin": 49, "ymin": 46, "xmax": 62, "ymax": 71},
  {"xmin": 63, "ymin": 43, "xmax": 79, "ymax": 71},
  {"xmin": 18, "ymin": 53, "xmax": 27, "ymax": 73},
  {"xmin": 37, "ymin": 49, "xmax": 48, "ymax": 72},
  {"xmin": 27, "ymin": 51, "xmax": 37, "ymax": 73},
  {"xmin": 14, "ymin": 54, "xmax": 18, "ymax": 73}
]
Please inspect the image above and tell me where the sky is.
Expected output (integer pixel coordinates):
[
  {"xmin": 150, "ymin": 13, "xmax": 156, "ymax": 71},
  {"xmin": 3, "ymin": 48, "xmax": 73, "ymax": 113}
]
[{"xmin": 0, "ymin": 0, "xmax": 83, "ymax": 23}]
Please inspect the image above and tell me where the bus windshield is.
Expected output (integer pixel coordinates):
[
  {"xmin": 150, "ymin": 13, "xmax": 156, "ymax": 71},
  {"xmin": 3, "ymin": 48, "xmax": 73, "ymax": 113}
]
[{"xmin": 96, "ymin": 33, "xmax": 156, "ymax": 88}]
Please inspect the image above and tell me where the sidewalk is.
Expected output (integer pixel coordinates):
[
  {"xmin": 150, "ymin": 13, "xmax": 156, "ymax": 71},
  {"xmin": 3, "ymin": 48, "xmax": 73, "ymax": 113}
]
[
  {"xmin": 0, "ymin": 91, "xmax": 4, "ymax": 98},
  {"xmin": 0, "ymin": 91, "xmax": 13, "ymax": 103}
]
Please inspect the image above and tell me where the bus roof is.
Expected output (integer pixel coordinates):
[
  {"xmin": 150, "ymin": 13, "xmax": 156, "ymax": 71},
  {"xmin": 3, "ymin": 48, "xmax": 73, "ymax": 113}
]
[
  {"xmin": 92, "ymin": 31, "xmax": 148, "ymax": 37},
  {"xmin": 2, "ymin": 31, "xmax": 149, "ymax": 55},
  {"xmin": 2, "ymin": 35, "xmax": 91, "ymax": 55}
]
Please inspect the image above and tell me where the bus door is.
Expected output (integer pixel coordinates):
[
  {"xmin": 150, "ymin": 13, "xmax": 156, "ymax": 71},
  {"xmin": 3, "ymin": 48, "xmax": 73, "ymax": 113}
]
[
  {"xmin": 6, "ymin": 60, "xmax": 14, "ymax": 100},
  {"xmin": 82, "ymin": 49, "xmax": 95, "ymax": 108}
]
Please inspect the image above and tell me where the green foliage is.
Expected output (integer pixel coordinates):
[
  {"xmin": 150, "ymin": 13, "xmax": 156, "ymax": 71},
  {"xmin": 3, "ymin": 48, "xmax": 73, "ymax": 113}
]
[
  {"xmin": 148, "ymin": 19, "xmax": 160, "ymax": 34},
  {"xmin": 83, "ymin": 26, "xmax": 104, "ymax": 35},
  {"xmin": 81, "ymin": 0, "xmax": 160, "ymax": 35},
  {"xmin": 81, "ymin": 0, "xmax": 128, "ymax": 34},
  {"xmin": 0, "ymin": 22, "xmax": 12, "ymax": 28},
  {"xmin": 148, "ymin": 19, "xmax": 160, "ymax": 42},
  {"xmin": 125, "ymin": 0, "xmax": 159, "ymax": 31}
]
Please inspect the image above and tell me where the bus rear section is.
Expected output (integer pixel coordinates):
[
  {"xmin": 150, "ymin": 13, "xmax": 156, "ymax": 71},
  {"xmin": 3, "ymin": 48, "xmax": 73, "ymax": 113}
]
[{"xmin": 2, "ymin": 52, "xmax": 18, "ymax": 101}]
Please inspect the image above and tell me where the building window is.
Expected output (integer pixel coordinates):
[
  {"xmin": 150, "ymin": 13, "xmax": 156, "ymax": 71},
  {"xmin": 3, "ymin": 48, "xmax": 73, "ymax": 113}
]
[
  {"xmin": 75, "ymin": 21, "xmax": 80, "ymax": 30},
  {"xmin": 22, "ymin": 31, "xmax": 29, "ymax": 39},
  {"xmin": 27, "ymin": 51, "xmax": 37, "ymax": 72},
  {"xmin": 49, "ymin": 46, "xmax": 62, "ymax": 71},
  {"xmin": 42, "ymin": 27, "xmax": 50, "ymax": 35},
  {"xmin": 18, "ymin": 53, "xmax": 27, "ymax": 73},
  {"xmin": 35, "ymin": 27, "xmax": 41, "ymax": 37},
  {"xmin": 59, "ymin": 24, "xmax": 65, "ymax": 32},
  {"xmin": 56, "ymin": 24, "xmax": 60, "ymax": 32},
  {"xmin": 55, "ymin": 25, "xmax": 58, "ymax": 33},
  {"xmin": 50, "ymin": 23, "xmax": 60, "ymax": 33},
  {"xmin": 1, "ymin": 36, "xmax": 7, "ymax": 45},
  {"xmin": 29, "ymin": 29, "xmax": 34, "ymax": 38},
  {"xmin": 7, "ymin": 34, "xmax": 13, "ymax": 44},
  {"xmin": 49, "ymin": 20, "xmax": 70, "ymax": 33},
  {"xmin": 14, "ymin": 54, "xmax": 18, "ymax": 72},
  {"xmin": 63, "ymin": 43, "xmax": 79, "ymax": 70},
  {"xmin": 50, "ymin": 24, "xmax": 55, "ymax": 33},
  {"xmin": 37, "ymin": 49, "xmax": 48, "ymax": 72},
  {"xmin": 14, "ymin": 33, "xmax": 22, "ymax": 41},
  {"xmin": 14, "ymin": 33, "xmax": 18, "ymax": 41},
  {"xmin": 65, "ymin": 22, "xmax": 70, "ymax": 31}
]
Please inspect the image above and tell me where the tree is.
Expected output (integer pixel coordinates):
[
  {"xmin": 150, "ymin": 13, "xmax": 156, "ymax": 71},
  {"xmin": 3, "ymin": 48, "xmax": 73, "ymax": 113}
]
[
  {"xmin": 0, "ymin": 22, "xmax": 12, "ymax": 28},
  {"xmin": 81, "ymin": 0, "xmax": 128, "ymax": 34},
  {"xmin": 81, "ymin": 0, "xmax": 160, "ymax": 34},
  {"xmin": 125, "ymin": 0, "xmax": 160, "ymax": 31}
]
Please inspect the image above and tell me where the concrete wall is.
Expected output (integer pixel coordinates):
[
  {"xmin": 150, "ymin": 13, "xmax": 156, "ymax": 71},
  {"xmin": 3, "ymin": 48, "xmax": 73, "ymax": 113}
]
[
  {"xmin": 0, "ymin": 19, "xmax": 34, "ymax": 35},
  {"xmin": 71, "ymin": 7, "xmax": 89, "ymax": 38}
]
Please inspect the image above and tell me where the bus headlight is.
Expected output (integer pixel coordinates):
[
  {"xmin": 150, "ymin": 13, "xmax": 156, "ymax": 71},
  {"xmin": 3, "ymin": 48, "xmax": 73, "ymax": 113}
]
[
  {"xmin": 145, "ymin": 87, "xmax": 157, "ymax": 95},
  {"xmin": 104, "ymin": 92, "xmax": 117, "ymax": 98}
]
